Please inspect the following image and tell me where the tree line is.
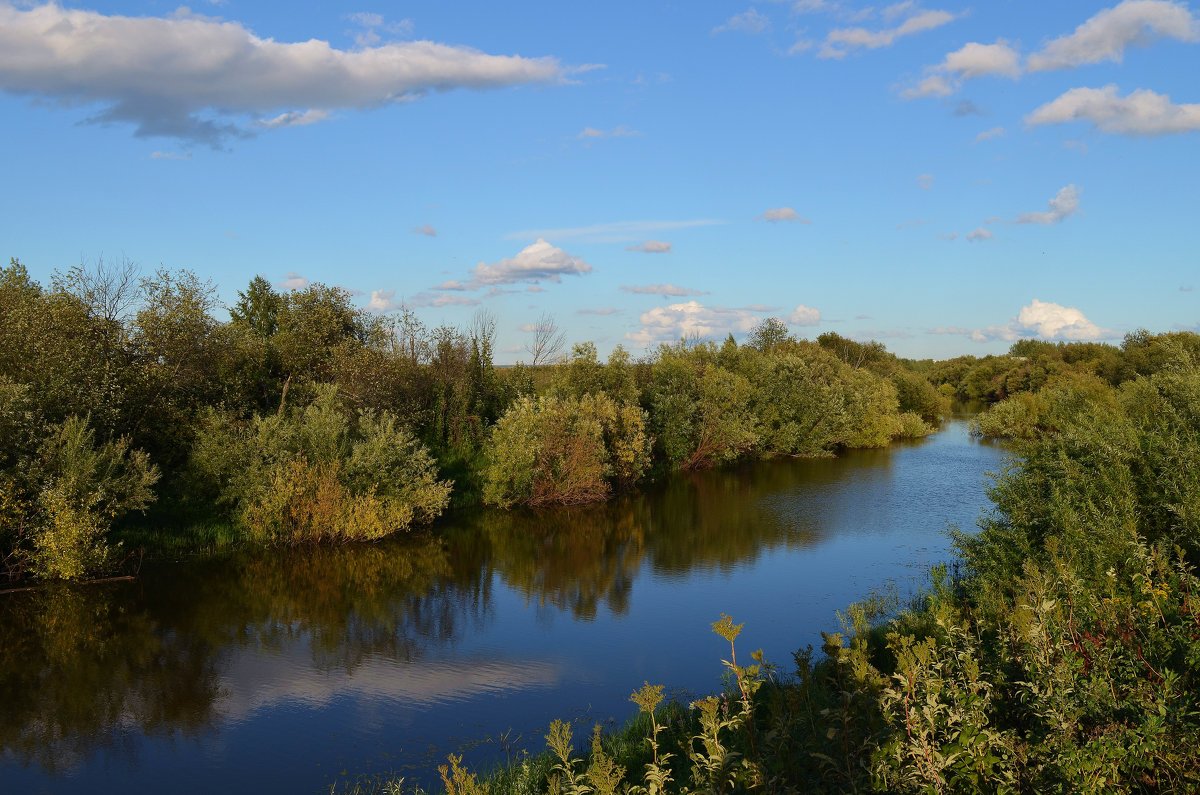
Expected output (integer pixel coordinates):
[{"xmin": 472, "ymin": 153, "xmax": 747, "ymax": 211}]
[{"xmin": 2, "ymin": 258, "xmax": 945, "ymax": 581}]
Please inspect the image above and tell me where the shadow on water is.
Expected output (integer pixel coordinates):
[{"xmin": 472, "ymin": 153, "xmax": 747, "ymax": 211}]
[{"xmin": 0, "ymin": 419, "xmax": 1004, "ymax": 793}]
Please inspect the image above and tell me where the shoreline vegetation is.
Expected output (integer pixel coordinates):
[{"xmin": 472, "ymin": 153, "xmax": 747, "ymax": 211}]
[
  {"xmin": 6, "ymin": 257, "xmax": 1200, "ymax": 791},
  {"xmin": 2, "ymin": 258, "xmax": 946, "ymax": 583}
]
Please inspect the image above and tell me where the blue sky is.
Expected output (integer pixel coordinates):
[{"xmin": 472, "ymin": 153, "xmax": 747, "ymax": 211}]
[{"xmin": 1, "ymin": 1, "xmax": 1198, "ymax": 361}]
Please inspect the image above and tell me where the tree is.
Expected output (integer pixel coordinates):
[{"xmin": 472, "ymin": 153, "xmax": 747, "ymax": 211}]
[
  {"xmin": 229, "ymin": 275, "xmax": 282, "ymax": 337},
  {"xmin": 747, "ymin": 317, "xmax": 791, "ymax": 351},
  {"xmin": 525, "ymin": 312, "xmax": 566, "ymax": 366}
]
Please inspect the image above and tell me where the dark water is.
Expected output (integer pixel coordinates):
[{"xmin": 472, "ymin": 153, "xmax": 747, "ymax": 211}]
[{"xmin": 0, "ymin": 419, "xmax": 1004, "ymax": 794}]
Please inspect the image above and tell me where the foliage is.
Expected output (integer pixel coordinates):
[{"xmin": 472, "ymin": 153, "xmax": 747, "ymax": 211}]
[
  {"xmin": 189, "ymin": 387, "xmax": 451, "ymax": 543},
  {"xmin": 481, "ymin": 393, "xmax": 652, "ymax": 508}
]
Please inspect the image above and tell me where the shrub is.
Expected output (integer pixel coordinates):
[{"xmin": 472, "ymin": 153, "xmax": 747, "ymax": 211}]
[
  {"xmin": 189, "ymin": 386, "xmax": 451, "ymax": 543},
  {"xmin": 482, "ymin": 393, "xmax": 652, "ymax": 508}
]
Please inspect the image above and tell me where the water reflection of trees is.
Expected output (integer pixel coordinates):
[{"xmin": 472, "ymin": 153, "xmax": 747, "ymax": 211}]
[
  {"xmin": 0, "ymin": 535, "xmax": 486, "ymax": 774},
  {"xmin": 0, "ymin": 584, "xmax": 223, "ymax": 773},
  {"xmin": 467, "ymin": 452, "xmax": 893, "ymax": 615},
  {"xmin": 1, "ymin": 447, "xmax": 906, "ymax": 777}
]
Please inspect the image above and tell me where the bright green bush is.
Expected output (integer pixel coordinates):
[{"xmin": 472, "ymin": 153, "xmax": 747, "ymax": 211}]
[
  {"xmin": 23, "ymin": 416, "xmax": 158, "ymax": 580},
  {"xmin": 189, "ymin": 387, "xmax": 450, "ymax": 543},
  {"xmin": 895, "ymin": 411, "xmax": 934, "ymax": 439},
  {"xmin": 482, "ymin": 393, "xmax": 652, "ymax": 508}
]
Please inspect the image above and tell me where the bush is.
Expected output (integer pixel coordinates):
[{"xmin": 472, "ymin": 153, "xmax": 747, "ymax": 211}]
[
  {"xmin": 189, "ymin": 387, "xmax": 451, "ymax": 543},
  {"xmin": 482, "ymin": 393, "xmax": 652, "ymax": 508}
]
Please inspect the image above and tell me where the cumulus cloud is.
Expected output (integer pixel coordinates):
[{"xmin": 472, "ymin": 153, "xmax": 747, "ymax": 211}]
[
  {"xmin": 1026, "ymin": 85, "xmax": 1200, "ymax": 135},
  {"xmin": 412, "ymin": 224, "xmax": 437, "ymax": 237},
  {"xmin": 788, "ymin": 304, "xmax": 821, "ymax": 326},
  {"xmin": 277, "ymin": 272, "xmax": 309, "ymax": 290},
  {"xmin": 627, "ymin": 301, "xmax": 764, "ymax": 346},
  {"xmin": 0, "ymin": 2, "xmax": 563, "ymax": 145},
  {"xmin": 626, "ymin": 240, "xmax": 672, "ymax": 253},
  {"xmin": 1017, "ymin": 184, "xmax": 1081, "ymax": 225},
  {"xmin": 1027, "ymin": 0, "xmax": 1200, "ymax": 72},
  {"xmin": 508, "ymin": 219, "xmax": 720, "ymax": 244},
  {"xmin": 761, "ymin": 207, "xmax": 811, "ymax": 223},
  {"xmin": 713, "ymin": 8, "xmax": 771, "ymax": 35},
  {"xmin": 366, "ymin": 289, "xmax": 403, "ymax": 312},
  {"xmin": 903, "ymin": 40, "xmax": 1021, "ymax": 98},
  {"xmin": 465, "ymin": 239, "xmax": 591, "ymax": 287},
  {"xmin": 975, "ymin": 126, "xmax": 1006, "ymax": 142},
  {"xmin": 966, "ymin": 227, "xmax": 993, "ymax": 242},
  {"xmin": 949, "ymin": 299, "xmax": 1111, "ymax": 342},
  {"xmin": 620, "ymin": 283, "xmax": 709, "ymax": 297},
  {"xmin": 820, "ymin": 7, "xmax": 957, "ymax": 59}
]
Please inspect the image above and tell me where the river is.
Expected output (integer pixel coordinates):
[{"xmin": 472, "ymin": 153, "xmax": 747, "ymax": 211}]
[{"xmin": 0, "ymin": 418, "xmax": 1004, "ymax": 793}]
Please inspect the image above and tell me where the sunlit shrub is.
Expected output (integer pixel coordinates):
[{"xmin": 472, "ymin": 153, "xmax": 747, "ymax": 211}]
[
  {"xmin": 28, "ymin": 417, "xmax": 158, "ymax": 580},
  {"xmin": 189, "ymin": 386, "xmax": 451, "ymax": 543},
  {"xmin": 482, "ymin": 393, "xmax": 652, "ymax": 508}
]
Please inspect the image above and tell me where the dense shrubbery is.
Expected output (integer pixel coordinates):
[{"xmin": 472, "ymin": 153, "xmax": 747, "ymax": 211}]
[
  {"xmin": 189, "ymin": 387, "xmax": 452, "ymax": 543},
  {"xmin": 481, "ymin": 393, "xmax": 652, "ymax": 508}
]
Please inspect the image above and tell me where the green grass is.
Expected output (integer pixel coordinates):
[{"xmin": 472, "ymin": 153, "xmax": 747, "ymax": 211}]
[{"xmin": 114, "ymin": 519, "xmax": 247, "ymax": 558}]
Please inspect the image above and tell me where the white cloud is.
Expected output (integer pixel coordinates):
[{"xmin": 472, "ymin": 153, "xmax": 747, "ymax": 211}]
[
  {"xmin": 903, "ymin": 40, "xmax": 1021, "ymax": 98},
  {"xmin": 507, "ymin": 219, "xmax": 721, "ymax": 244},
  {"xmin": 714, "ymin": 8, "xmax": 771, "ymax": 35},
  {"xmin": 1015, "ymin": 299, "xmax": 1109, "ymax": 340},
  {"xmin": 1017, "ymin": 184, "xmax": 1081, "ymax": 225},
  {"xmin": 257, "ymin": 109, "xmax": 331, "ymax": 129},
  {"xmin": 966, "ymin": 227, "xmax": 993, "ymax": 242},
  {"xmin": 916, "ymin": 173, "xmax": 934, "ymax": 190},
  {"xmin": 627, "ymin": 301, "xmax": 763, "ymax": 346},
  {"xmin": 974, "ymin": 126, "xmax": 1006, "ymax": 142},
  {"xmin": 788, "ymin": 304, "xmax": 821, "ymax": 326},
  {"xmin": 577, "ymin": 125, "xmax": 641, "ymax": 141},
  {"xmin": 0, "ymin": 3, "xmax": 563, "ymax": 145},
  {"xmin": 820, "ymin": 7, "xmax": 957, "ymax": 59},
  {"xmin": 150, "ymin": 150, "xmax": 191, "ymax": 160},
  {"xmin": 412, "ymin": 224, "xmax": 437, "ymax": 237},
  {"xmin": 470, "ymin": 239, "xmax": 592, "ymax": 286},
  {"xmin": 761, "ymin": 207, "xmax": 811, "ymax": 223},
  {"xmin": 366, "ymin": 289, "xmax": 402, "ymax": 312},
  {"xmin": 1027, "ymin": 0, "xmax": 1200, "ymax": 72},
  {"xmin": 626, "ymin": 240, "xmax": 672, "ymax": 253},
  {"xmin": 1026, "ymin": 85, "xmax": 1200, "ymax": 135},
  {"xmin": 949, "ymin": 299, "xmax": 1111, "ymax": 342},
  {"xmin": 277, "ymin": 272, "xmax": 309, "ymax": 290},
  {"xmin": 620, "ymin": 284, "xmax": 708, "ymax": 297}
]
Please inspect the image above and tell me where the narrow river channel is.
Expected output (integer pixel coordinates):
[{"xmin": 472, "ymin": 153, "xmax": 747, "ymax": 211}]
[{"xmin": 0, "ymin": 418, "xmax": 1005, "ymax": 793}]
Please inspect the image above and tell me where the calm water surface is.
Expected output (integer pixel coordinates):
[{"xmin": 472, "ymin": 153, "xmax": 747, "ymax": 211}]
[{"xmin": 0, "ymin": 419, "xmax": 1004, "ymax": 793}]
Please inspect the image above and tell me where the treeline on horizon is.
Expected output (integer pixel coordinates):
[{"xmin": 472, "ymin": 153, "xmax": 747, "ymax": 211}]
[{"xmin": 1, "ymin": 256, "xmax": 1194, "ymax": 584}]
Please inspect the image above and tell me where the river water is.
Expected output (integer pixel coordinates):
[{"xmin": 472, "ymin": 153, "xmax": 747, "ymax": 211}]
[{"xmin": 0, "ymin": 419, "xmax": 1004, "ymax": 793}]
